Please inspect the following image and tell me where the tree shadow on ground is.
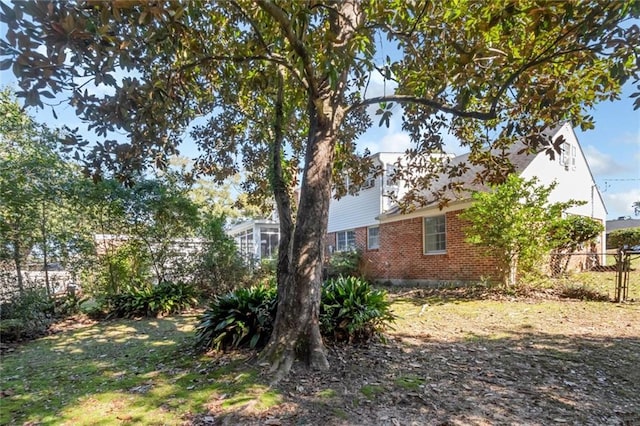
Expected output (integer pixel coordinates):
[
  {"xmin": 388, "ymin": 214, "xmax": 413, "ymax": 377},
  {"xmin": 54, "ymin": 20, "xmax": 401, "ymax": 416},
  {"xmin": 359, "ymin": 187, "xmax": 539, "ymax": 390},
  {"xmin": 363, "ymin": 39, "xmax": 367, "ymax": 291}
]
[
  {"xmin": 202, "ymin": 331, "xmax": 640, "ymax": 426},
  {"xmin": 3, "ymin": 311, "xmax": 639, "ymax": 425},
  {"xmin": 0, "ymin": 313, "xmax": 271, "ymax": 425}
]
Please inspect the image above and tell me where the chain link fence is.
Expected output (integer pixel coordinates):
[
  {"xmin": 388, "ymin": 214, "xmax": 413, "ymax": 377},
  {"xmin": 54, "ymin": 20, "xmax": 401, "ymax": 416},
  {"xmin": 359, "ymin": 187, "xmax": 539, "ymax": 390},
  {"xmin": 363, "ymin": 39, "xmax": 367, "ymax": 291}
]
[{"xmin": 547, "ymin": 250, "xmax": 638, "ymax": 302}]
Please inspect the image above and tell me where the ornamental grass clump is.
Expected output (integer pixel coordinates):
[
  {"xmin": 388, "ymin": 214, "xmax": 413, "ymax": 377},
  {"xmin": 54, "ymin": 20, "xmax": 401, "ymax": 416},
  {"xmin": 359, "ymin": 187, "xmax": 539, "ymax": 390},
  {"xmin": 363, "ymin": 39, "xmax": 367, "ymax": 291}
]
[
  {"xmin": 320, "ymin": 275, "xmax": 395, "ymax": 343},
  {"xmin": 195, "ymin": 284, "xmax": 277, "ymax": 351},
  {"xmin": 104, "ymin": 281, "xmax": 199, "ymax": 319},
  {"xmin": 195, "ymin": 276, "xmax": 395, "ymax": 351}
]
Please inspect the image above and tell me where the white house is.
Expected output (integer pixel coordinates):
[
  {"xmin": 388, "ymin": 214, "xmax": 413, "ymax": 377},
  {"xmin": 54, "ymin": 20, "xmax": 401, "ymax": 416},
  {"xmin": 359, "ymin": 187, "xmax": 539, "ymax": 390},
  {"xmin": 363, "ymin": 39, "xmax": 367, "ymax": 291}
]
[{"xmin": 326, "ymin": 122, "xmax": 607, "ymax": 284}]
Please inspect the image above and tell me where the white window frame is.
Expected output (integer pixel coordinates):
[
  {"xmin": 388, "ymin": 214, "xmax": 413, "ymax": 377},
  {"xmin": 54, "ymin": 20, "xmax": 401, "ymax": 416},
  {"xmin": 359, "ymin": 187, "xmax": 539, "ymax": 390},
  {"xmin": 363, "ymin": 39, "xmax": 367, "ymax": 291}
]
[
  {"xmin": 362, "ymin": 174, "xmax": 376, "ymax": 190},
  {"xmin": 423, "ymin": 215, "xmax": 446, "ymax": 254},
  {"xmin": 560, "ymin": 142, "xmax": 577, "ymax": 171},
  {"xmin": 336, "ymin": 230, "xmax": 356, "ymax": 252},
  {"xmin": 367, "ymin": 226, "xmax": 380, "ymax": 250}
]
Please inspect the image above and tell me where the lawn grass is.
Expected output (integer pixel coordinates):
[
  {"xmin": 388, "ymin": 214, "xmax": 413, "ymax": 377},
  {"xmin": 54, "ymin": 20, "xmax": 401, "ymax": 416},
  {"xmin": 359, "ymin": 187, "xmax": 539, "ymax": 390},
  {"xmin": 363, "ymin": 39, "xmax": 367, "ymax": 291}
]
[
  {"xmin": 0, "ymin": 314, "xmax": 278, "ymax": 425},
  {"xmin": 1, "ymin": 262, "xmax": 638, "ymax": 425}
]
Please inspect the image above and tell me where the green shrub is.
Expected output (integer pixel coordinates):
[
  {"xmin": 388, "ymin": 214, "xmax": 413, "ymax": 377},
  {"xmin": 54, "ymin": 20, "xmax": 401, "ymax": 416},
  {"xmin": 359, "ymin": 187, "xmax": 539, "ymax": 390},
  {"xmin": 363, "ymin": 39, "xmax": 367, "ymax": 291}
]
[
  {"xmin": 54, "ymin": 290, "xmax": 86, "ymax": 317},
  {"xmin": 83, "ymin": 240, "xmax": 152, "ymax": 298},
  {"xmin": 194, "ymin": 276, "xmax": 395, "ymax": 352},
  {"xmin": 320, "ymin": 276, "xmax": 395, "ymax": 343},
  {"xmin": 195, "ymin": 284, "xmax": 277, "ymax": 351},
  {"xmin": 0, "ymin": 288, "xmax": 54, "ymax": 341},
  {"xmin": 607, "ymin": 228, "xmax": 640, "ymax": 249},
  {"xmin": 0, "ymin": 318, "xmax": 26, "ymax": 341},
  {"xmin": 194, "ymin": 215, "xmax": 250, "ymax": 297},
  {"xmin": 104, "ymin": 281, "xmax": 199, "ymax": 319},
  {"xmin": 326, "ymin": 250, "xmax": 363, "ymax": 279}
]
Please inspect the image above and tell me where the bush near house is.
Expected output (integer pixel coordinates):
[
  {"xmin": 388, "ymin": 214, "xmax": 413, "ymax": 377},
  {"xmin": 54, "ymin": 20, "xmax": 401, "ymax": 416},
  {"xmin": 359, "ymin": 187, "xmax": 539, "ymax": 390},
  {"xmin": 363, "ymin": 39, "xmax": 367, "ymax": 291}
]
[
  {"xmin": 320, "ymin": 276, "xmax": 395, "ymax": 343},
  {"xmin": 325, "ymin": 250, "xmax": 364, "ymax": 279},
  {"xmin": 195, "ymin": 276, "xmax": 394, "ymax": 351}
]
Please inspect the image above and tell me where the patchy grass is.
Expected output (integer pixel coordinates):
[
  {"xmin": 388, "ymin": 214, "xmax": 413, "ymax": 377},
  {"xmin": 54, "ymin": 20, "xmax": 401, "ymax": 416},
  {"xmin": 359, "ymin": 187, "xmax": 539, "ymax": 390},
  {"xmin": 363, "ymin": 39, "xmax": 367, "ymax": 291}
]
[
  {"xmin": 0, "ymin": 313, "xmax": 279, "ymax": 425},
  {"xmin": 2, "ymin": 270, "xmax": 639, "ymax": 425},
  {"xmin": 360, "ymin": 384, "xmax": 385, "ymax": 399},
  {"xmin": 315, "ymin": 388, "xmax": 338, "ymax": 399},
  {"xmin": 394, "ymin": 375, "xmax": 425, "ymax": 391}
]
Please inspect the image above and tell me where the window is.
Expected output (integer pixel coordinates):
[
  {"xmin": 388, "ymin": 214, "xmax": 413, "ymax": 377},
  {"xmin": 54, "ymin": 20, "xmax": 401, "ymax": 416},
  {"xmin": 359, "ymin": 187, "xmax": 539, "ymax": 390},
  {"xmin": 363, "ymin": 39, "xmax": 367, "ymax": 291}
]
[
  {"xmin": 424, "ymin": 215, "xmax": 446, "ymax": 254},
  {"xmin": 560, "ymin": 142, "xmax": 577, "ymax": 170},
  {"xmin": 362, "ymin": 174, "xmax": 376, "ymax": 190},
  {"xmin": 336, "ymin": 230, "xmax": 356, "ymax": 252},
  {"xmin": 232, "ymin": 229, "xmax": 254, "ymax": 260},
  {"xmin": 367, "ymin": 226, "xmax": 380, "ymax": 250},
  {"xmin": 259, "ymin": 226, "xmax": 279, "ymax": 259}
]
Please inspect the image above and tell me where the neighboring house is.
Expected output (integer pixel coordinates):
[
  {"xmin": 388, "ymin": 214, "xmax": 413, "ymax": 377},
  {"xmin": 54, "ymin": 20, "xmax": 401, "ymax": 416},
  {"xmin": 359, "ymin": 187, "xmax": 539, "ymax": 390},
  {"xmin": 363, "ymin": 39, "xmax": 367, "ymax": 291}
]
[
  {"xmin": 606, "ymin": 217, "xmax": 640, "ymax": 233},
  {"xmin": 327, "ymin": 122, "xmax": 607, "ymax": 285},
  {"xmin": 227, "ymin": 219, "xmax": 280, "ymax": 263}
]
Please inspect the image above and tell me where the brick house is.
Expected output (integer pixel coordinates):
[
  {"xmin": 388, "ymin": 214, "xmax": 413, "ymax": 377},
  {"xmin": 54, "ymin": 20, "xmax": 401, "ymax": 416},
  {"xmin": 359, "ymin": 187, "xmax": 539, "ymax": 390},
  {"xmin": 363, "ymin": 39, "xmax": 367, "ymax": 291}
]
[{"xmin": 326, "ymin": 123, "xmax": 607, "ymax": 285}]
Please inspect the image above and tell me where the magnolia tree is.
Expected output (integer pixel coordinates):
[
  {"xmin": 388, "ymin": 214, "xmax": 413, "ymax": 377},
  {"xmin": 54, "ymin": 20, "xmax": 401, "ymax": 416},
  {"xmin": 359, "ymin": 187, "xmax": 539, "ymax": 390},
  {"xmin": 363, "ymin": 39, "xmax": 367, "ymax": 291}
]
[{"xmin": 2, "ymin": 1, "xmax": 639, "ymax": 379}]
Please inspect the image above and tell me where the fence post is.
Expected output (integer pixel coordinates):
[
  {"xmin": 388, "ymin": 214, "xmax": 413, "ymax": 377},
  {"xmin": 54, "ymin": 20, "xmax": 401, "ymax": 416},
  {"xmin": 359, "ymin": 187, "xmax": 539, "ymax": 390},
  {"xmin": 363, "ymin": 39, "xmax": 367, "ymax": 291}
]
[{"xmin": 615, "ymin": 249, "xmax": 624, "ymax": 303}]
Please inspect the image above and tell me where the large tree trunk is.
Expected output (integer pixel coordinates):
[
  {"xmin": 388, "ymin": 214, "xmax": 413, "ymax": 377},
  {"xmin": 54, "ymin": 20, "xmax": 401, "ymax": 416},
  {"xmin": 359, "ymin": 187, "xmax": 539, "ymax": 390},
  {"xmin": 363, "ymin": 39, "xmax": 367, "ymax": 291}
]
[
  {"xmin": 261, "ymin": 105, "xmax": 336, "ymax": 381},
  {"xmin": 258, "ymin": 0, "xmax": 362, "ymax": 381}
]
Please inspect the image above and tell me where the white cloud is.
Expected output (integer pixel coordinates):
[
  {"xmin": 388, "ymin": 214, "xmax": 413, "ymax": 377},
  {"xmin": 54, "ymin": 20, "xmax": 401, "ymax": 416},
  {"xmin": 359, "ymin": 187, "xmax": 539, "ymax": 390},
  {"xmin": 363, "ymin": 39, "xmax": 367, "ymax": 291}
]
[
  {"xmin": 618, "ymin": 130, "xmax": 640, "ymax": 145},
  {"xmin": 583, "ymin": 145, "xmax": 631, "ymax": 176},
  {"xmin": 364, "ymin": 69, "xmax": 398, "ymax": 99},
  {"xmin": 360, "ymin": 112, "xmax": 410, "ymax": 154},
  {"xmin": 377, "ymin": 131, "xmax": 412, "ymax": 153},
  {"xmin": 604, "ymin": 188, "xmax": 640, "ymax": 219}
]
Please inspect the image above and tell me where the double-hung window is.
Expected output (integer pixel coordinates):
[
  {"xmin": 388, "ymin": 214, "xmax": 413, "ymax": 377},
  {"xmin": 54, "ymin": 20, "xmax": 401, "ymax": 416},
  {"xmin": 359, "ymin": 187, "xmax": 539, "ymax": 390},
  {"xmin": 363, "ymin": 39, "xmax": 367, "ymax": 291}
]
[
  {"xmin": 424, "ymin": 215, "xmax": 446, "ymax": 254},
  {"xmin": 336, "ymin": 230, "xmax": 356, "ymax": 252},
  {"xmin": 367, "ymin": 226, "xmax": 380, "ymax": 250}
]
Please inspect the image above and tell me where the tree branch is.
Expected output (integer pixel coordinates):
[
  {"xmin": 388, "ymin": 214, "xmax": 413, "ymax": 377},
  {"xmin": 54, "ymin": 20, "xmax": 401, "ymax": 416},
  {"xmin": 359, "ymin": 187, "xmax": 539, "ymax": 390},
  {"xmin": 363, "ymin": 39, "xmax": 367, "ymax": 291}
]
[
  {"xmin": 255, "ymin": 0, "xmax": 318, "ymax": 98},
  {"xmin": 345, "ymin": 94, "xmax": 497, "ymax": 120}
]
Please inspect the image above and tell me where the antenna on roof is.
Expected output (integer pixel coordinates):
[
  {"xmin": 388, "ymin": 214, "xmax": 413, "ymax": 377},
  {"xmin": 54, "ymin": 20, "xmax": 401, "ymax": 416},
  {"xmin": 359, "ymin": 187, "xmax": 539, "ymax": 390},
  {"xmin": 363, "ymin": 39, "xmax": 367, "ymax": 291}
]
[{"xmin": 600, "ymin": 178, "xmax": 640, "ymax": 192}]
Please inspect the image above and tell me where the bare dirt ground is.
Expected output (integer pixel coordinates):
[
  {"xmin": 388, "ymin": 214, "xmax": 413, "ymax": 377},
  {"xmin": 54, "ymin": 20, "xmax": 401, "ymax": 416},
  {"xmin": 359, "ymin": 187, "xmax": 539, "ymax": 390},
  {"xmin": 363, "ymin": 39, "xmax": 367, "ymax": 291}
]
[{"xmin": 201, "ymin": 287, "xmax": 640, "ymax": 426}]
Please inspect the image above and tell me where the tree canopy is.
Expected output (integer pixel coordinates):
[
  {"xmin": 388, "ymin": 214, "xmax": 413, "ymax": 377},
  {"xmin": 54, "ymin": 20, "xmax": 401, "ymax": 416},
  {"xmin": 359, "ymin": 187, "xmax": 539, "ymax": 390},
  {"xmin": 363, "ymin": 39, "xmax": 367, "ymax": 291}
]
[{"xmin": 2, "ymin": 0, "xmax": 639, "ymax": 379}]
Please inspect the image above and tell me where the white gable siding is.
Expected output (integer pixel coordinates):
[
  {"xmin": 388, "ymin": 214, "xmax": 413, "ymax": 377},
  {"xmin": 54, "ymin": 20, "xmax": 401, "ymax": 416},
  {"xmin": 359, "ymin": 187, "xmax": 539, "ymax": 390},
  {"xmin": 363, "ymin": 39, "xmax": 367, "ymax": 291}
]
[
  {"xmin": 327, "ymin": 176, "xmax": 383, "ymax": 232},
  {"xmin": 327, "ymin": 153, "xmax": 404, "ymax": 233},
  {"xmin": 519, "ymin": 123, "xmax": 607, "ymax": 221}
]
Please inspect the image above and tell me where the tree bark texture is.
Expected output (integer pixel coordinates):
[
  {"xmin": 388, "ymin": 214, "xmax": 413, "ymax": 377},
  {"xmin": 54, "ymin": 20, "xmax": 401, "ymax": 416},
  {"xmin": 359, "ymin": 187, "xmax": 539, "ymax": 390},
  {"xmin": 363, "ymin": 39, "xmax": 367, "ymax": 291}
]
[
  {"xmin": 259, "ymin": 0, "xmax": 363, "ymax": 381},
  {"xmin": 12, "ymin": 234, "xmax": 24, "ymax": 294},
  {"xmin": 261, "ymin": 105, "xmax": 336, "ymax": 381}
]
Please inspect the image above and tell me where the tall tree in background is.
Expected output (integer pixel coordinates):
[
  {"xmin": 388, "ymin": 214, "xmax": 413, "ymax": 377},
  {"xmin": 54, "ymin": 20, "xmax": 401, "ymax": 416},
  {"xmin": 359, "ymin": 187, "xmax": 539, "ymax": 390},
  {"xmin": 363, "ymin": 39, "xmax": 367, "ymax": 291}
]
[
  {"xmin": 0, "ymin": 89, "xmax": 71, "ymax": 294},
  {"xmin": 2, "ymin": 1, "xmax": 639, "ymax": 378}
]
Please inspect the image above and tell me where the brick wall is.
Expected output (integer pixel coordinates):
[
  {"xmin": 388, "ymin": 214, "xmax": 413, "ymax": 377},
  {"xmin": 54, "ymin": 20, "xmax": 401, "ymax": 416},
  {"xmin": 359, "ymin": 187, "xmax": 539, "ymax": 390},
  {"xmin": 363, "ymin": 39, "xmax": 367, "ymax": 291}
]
[
  {"xmin": 364, "ymin": 210, "xmax": 501, "ymax": 283},
  {"xmin": 326, "ymin": 209, "xmax": 501, "ymax": 283}
]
